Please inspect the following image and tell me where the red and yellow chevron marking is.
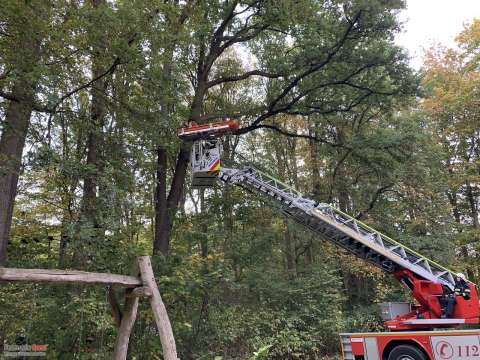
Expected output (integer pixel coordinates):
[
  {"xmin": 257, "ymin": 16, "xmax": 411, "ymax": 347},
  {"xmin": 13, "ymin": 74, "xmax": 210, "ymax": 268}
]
[{"xmin": 208, "ymin": 159, "xmax": 220, "ymax": 174}]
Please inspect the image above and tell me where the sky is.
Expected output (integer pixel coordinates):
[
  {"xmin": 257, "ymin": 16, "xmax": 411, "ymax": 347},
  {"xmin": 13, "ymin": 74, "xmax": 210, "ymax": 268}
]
[{"xmin": 395, "ymin": 0, "xmax": 480, "ymax": 69}]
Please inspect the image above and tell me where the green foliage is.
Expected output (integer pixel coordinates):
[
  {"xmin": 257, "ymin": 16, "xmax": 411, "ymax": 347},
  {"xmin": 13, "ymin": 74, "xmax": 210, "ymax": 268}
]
[
  {"xmin": 250, "ymin": 345, "xmax": 273, "ymax": 360},
  {"xmin": 1, "ymin": 1, "xmax": 476, "ymax": 359}
]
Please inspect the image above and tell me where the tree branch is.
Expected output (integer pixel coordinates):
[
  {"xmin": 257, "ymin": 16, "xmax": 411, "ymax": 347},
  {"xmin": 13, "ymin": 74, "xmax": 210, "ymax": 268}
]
[
  {"xmin": 246, "ymin": 123, "xmax": 346, "ymax": 147},
  {"xmin": 207, "ymin": 69, "xmax": 282, "ymax": 88},
  {"xmin": 355, "ymin": 183, "xmax": 394, "ymax": 220},
  {"xmin": 50, "ymin": 57, "xmax": 122, "ymax": 111},
  {"xmin": 230, "ymin": 12, "xmax": 364, "ymax": 132},
  {"xmin": 261, "ymin": 11, "xmax": 363, "ymax": 119}
]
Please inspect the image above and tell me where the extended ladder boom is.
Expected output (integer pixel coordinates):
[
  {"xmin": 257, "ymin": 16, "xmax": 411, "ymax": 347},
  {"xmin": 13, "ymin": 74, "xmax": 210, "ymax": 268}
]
[{"xmin": 219, "ymin": 166, "xmax": 457, "ymax": 290}]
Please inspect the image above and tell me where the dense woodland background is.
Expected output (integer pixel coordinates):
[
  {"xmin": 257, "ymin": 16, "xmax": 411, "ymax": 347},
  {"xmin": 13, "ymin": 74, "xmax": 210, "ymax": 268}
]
[{"xmin": 0, "ymin": 0, "xmax": 479, "ymax": 359}]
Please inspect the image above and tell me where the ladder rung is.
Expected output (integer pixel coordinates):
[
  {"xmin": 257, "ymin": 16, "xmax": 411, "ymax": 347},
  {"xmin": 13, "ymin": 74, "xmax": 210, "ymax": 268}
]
[{"xmin": 435, "ymin": 271, "xmax": 449, "ymax": 278}]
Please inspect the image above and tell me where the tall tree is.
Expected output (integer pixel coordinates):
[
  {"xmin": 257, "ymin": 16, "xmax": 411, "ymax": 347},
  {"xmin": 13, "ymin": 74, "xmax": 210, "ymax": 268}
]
[
  {"xmin": 423, "ymin": 19, "xmax": 480, "ymax": 280},
  {"xmin": 154, "ymin": 0, "xmax": 414, "ymax": 256}
]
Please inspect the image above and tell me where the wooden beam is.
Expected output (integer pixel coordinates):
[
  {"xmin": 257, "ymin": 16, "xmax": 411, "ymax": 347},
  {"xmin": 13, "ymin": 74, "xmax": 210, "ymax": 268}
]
[
  {"xmin": 0, "ymin": 268, "xmax": 142, "ymax": 287},
  {"xmin": 112, "ymin": 289, "xmax": 139, "ymax": 360},
  {"xmin": 125, "ymin": 286, "xmax": 152, "ymax": 298},
  {"xmin": 138, "ymin": 256, "xmax": 178, "ymax": 360}
]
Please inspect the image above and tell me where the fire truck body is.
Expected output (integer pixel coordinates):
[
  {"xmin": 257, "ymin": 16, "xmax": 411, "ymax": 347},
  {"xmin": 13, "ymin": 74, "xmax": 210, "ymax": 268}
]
[{"xmin": 341, "ymin": 329, "xmax": 480, "ymax": 360}]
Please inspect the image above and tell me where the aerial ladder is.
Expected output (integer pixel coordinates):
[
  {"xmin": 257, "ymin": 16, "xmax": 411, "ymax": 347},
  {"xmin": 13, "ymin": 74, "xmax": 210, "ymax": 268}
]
[{"xmin": 179, "ymin": 120, "xmax": 480, "ymax": 360}]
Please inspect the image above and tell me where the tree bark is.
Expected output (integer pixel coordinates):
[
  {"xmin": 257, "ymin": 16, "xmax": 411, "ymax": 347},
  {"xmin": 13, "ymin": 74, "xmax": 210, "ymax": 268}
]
[
  {"xmin": 153, "ymin": 38, "xmax": 182, "ymax": 257},
  {"xmin": 74, "ymin": 0, "xmax": 109, "ymax": 268},
  {"xmin": 0, "ymin": 81, "xmax": 36, "ymax": 265},
  {"xmin": 199, "ymin": 188, "xmax": 208, "ymax": 258},
  {"xmin": 108, "ymin": 287, "xmax": 123, "ymax": 328},
  {"xmin": 273, "ymin": 133, "xmax": 296, "ymax": 276},
  {"xmin": 81, "ymin": 0, "xmax": 108, "ymax": 227},
  {"xmin": 137, "ymin": 256, "xmax": 178, "ymax": 360},
  {"xmin": 466, "ymin": 183, "xmax": 479, "ymax": 228},
  {"xmin": 309, "ymin": 121, "xmax": 322, "ymax": 201},
  {"xmin": 154, "ymin": 146, "xmax": 168, "ymax": 253},
  {"xmin": 0, "ymin": 6, "xmax": 41, "ymax": 264},
  {"xmin": 112, "ymin": 290, "xmax": 139, "ymax": 360},
  {"xmin": 153, "ymin": 143, "xmax": 190, "ymax": 256},
  {"xmin": 446, "ymin": 191, "xmax": 462, "ymax": 224}
]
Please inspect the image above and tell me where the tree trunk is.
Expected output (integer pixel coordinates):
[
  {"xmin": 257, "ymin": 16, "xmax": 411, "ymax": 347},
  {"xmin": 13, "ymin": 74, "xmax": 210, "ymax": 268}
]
[
  {"xmin": 153, "ymin": 40, "xmax": 176, "ymax": 257},
  {"xmin": 154, "ymin": 146, "xmax": 168, "ymax": 253},
  {"xmin": 58, "ymin": 116, "xmax": 81, "ymax": 266},
  {"xmin": 81, "ymin": 4, "xmax": 108, "ymax": 227},
  {"xmin": 221, "ymin": 138, "xmax": 235, "ymax": 236},
  {"xmin": 0, "ymin": 27, "xmax": 41, "ymax": 265},
  {"xmin": 137, "ymin": 257, "xmax": 178, "ymax": 360},
  {"xmin": 0, "ymin": 2, "xmax": 41, "ymax": 265},
  {"xmin": 0, "ymin": 80, "xmax": 35, "ymax": 265},
  {"xmin": 309, "ymin": 121, "xmax": 322, "ymax": 201},
  {"xmin": 273, "ymin": 134, "xmax": 296, "ymax": 276},
  {"xmin": 153, "ymin": 143, "xmax": 191, "ymax": 256},
  {"xmin": 334, "ymin": 129, "xmax": 350, "ymax": 212},
  {"xmin": 466, "ymin": 183, "xmax": 479, "ymax": 228},
  {"xmin": 199, "ymin": 188, "xmax": 208, "ymax": 258},
  {"xmin": 72, "ymin": 0, "xmax": 108, "ymax": 268},
  {"xmin": 446, "ymin": 191, "xmax": 461, "ymax": 224}
]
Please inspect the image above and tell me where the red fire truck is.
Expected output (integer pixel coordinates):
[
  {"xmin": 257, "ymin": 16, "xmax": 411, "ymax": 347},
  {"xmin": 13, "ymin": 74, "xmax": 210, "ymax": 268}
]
[{"xmin": 179, "ymin": 121, "xmax": 480, "ymax": 360}]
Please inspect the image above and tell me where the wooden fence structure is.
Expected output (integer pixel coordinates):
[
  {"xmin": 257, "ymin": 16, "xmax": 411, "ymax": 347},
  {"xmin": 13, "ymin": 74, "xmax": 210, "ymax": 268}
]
[{"xmin": 0, "ymin": 256, "xmax": 178, "ymax": 360}]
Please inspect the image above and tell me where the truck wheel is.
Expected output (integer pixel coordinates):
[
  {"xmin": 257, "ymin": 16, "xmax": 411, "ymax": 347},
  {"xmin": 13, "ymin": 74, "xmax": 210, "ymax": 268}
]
[{"xmin": 387, "ymin": 345, "xmax": 427, "ymax": 360}]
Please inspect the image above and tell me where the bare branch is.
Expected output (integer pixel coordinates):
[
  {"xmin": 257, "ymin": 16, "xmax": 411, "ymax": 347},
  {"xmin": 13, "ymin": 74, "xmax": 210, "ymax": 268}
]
[
  {"xmin": 203, "ymin": 3, "xmax": 264, "ymax": 77},
  {"xmin": 244, "ymin": 123, "xmax": 346, "ymax": 147},
  {"xmin": 219, "ymin": 23, "xmax": 268, "ymax": 53},
  {"xmin": 212, "ymin": 1, "xmax": 240, "ymax": 44},
  {"xmin": 260, "ymin": 11, "xmax": 363, "ymax": 120},
  {"xmin": 50, "ymin": 57, "xmax": 121, "ymax": 111},
  {"xmin": 233, "ymin": 16, "xmax": 363, "ymax": 129},
  {"xmin": 207, "ymin": 69, "xmax": 282, "ymax": 88},
  {"xmin": 287, "ymin": 90, "xmax": 375, "ymax": 117},
  {"xmin": 238, "ymin": 59, "xmax": 391, "ymax": 131},
  {"xmin": 355, "ymin": 183, "xmax": 394, "ymax": 220}
]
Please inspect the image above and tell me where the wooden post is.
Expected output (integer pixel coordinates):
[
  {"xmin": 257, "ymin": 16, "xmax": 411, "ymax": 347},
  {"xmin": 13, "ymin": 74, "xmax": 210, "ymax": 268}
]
[
  {"xmin": 138, "ymin": 256, "xmax": 178, "ymax": 360},
  {"xmin": 112, "ymin": 289, "xmax": 139, "ymax": 360},
  {"xmin": 108, "ymin": 287, "xmax": 123, "ymax": 328},
  {"xmin": 0, "ymin": 259, "xmax": 178, "ymax": 359}
]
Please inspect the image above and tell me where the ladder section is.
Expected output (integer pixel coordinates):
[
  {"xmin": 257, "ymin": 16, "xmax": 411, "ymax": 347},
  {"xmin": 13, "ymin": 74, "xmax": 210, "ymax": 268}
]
[
  {"xmin": 219, "ymin": 166, "xmax": 456, "ymax": 290},
  {"xmin": 339, "ymin": 335, "xmax": 355, "ymax": 360}
]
